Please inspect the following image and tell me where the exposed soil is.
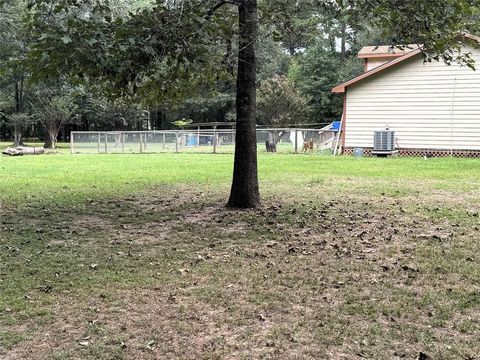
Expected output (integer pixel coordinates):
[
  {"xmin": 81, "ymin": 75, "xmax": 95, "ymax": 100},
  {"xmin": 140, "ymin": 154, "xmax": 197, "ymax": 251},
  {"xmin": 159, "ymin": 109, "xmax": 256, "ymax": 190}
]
[{"xmin": 1, "ymin": 186, "xmax": 479, "ymax": 359}]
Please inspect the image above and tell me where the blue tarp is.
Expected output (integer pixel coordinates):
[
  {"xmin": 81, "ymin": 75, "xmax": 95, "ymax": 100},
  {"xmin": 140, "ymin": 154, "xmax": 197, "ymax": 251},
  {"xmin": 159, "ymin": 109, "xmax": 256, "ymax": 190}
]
[
  {"xmin": 331, "ymin": 121, "xmax": 341, "ymax": 132},
  {"xmin": 186, "ymin": 135, "xmax": 198, "ymax": 146}
]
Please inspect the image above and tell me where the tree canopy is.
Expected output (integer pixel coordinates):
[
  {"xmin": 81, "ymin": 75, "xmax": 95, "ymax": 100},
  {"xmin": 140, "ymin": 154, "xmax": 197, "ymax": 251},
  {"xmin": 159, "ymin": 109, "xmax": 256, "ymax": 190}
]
[
  {"xmin": 257, "ymin": 75, "xmax": 309, "ymax": 128},
  {"xmin": 23, "ymin": 0, "xmax": 480, "ymax": 109}
]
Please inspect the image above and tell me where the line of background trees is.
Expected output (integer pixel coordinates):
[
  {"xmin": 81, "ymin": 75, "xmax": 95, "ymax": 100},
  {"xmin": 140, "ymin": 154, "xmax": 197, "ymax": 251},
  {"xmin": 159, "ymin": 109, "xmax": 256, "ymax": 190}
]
[{"xmin": 0, "ymin": 0, "xmax": 397, "ymax": 147}]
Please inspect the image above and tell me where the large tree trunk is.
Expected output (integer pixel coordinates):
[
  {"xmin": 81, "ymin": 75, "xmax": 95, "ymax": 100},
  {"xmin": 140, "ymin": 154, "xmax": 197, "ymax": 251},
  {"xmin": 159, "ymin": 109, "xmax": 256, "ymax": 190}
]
[
  {"xmin": 340, "ymin": 22, "xmax": 347, "ymax": 60},
  {"xmin": 227, "ymin": 0, "xmax": 260, "ymax": 209},
  {"xmin": 13, "ymin": 124, "xmax": 23, "ymax": 147},
  {"xmin": 49, "ymin": 130, "xmax": 57, "ymax": 149},
  {"xmin": 44, "ymin": 126, "xmax": 57, "ymax": 149},
  {"xmin": 44, "ymin": 136, "xmax": 53, "ymax": 149},
  {"xmin": 13, "ymin": 79, "xmax": 24, "ymax": 147}
]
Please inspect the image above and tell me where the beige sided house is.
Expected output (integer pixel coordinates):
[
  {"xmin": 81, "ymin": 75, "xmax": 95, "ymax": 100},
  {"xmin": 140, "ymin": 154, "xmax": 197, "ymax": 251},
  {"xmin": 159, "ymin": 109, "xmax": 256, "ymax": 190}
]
[{"xmin": 332, "ymin": 34, "xmax": 480, "ymax": 157}]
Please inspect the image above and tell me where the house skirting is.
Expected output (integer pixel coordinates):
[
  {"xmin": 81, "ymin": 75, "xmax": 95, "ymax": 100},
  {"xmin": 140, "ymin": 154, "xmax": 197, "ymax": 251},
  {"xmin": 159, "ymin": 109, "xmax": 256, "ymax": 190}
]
[{"xmin": 343, "ymin": 147, "xmax": 480, "ymax": 158}]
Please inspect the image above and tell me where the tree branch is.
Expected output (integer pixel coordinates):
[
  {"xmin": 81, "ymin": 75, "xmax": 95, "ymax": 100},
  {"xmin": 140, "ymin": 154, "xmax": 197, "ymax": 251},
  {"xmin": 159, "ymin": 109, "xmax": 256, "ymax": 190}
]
[{"xmin": 206, "ymin": 0, "xmax": 239, "ymax": 19}]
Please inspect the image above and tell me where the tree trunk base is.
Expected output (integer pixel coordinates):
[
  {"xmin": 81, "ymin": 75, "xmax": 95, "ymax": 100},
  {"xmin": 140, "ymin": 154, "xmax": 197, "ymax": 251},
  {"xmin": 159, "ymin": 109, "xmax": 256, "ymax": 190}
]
[
  {"xmin": 44, "ymin": 137, "xmax": 53, "ymax": 149},
  {"xmin": 226, "ymin": 194, "xmax": 260, "ymax": 209}
]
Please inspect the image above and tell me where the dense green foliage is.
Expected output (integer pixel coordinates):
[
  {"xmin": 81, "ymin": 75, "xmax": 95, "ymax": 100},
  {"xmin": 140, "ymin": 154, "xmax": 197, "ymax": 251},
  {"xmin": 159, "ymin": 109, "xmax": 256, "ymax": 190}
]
[{"xmin": 256, "ymin": 75, "xmax": 309, "ymax": 127}]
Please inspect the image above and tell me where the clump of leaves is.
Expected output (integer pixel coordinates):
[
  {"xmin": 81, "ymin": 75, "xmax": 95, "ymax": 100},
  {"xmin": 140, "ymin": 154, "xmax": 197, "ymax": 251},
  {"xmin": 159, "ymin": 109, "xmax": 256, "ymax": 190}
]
[{"xmin": 172, "ymin": 118, "xmax": 193, "ymax": 129}]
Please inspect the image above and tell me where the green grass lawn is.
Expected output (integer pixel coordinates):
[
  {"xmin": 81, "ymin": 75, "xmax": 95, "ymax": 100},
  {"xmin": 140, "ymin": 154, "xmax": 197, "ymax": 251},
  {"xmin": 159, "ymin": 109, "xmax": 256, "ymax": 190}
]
[
  {"xmin": 1, "ymin": 152, "xmax": 480, "ymax": 359},
  {"xmin": 2, "ymin": 152, "xmax": 480, "ymax": 204}
]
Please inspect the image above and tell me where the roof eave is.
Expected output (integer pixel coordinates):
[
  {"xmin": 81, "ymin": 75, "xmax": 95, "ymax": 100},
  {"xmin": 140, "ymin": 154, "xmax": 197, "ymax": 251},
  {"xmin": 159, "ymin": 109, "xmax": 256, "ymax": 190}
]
[
  {"xmin": 461, "ymin": 32, "xmax": 480, "ymax": 44},
  {"xmin": 332, "ymin": 85, "xmax": 346, "ymax": 93},
  {"xmin": 357, "ymin": 53, "xmax": 405, "ymax": 59}
]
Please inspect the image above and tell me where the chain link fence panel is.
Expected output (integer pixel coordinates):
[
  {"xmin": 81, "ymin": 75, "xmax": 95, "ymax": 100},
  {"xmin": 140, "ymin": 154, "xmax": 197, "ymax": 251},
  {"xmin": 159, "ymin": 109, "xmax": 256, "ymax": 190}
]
[{"xmin": 71, "ymin": 128, "xmax": 339, "ymax": 155}]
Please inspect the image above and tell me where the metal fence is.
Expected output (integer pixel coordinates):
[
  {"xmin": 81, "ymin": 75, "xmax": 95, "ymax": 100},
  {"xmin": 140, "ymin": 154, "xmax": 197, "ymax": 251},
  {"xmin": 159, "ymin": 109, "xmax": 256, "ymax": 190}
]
[{"xmin": 70, "ymin": 127, "xmax": 339, "ymax": 155}]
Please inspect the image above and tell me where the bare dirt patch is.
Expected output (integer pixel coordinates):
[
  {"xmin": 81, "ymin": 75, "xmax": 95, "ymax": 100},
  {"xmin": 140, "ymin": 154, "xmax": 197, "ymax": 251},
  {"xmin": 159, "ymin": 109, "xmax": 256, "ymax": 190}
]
[{"xmin": 1, "ymin": 186, "xmax": 480, "ymax": 359}]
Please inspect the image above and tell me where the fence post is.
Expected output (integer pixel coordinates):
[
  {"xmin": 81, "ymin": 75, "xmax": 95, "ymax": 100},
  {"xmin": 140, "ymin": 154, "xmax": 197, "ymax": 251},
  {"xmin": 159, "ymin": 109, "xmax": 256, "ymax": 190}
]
[
  {"xmin": 197, "ymin": 126, "xmax": 200, "ymax": 148},
  {"xmin": 139, "ymin": 133, "xmax": 143, "ymax": 153},
  {"xmin": 97, "ymin": 133, "xmax": 101, "ymax": 153},
  {"xmin": 70, "ymin": 133, "xmax": 73, "ymax": 154},
  {"xmin": 213, "ymin": 126, "xmax": 217, "ymax": 154},
  {"xmin": 163, "ymin": 133, "xmax": 166, "ymax": 149},
  {"xmin": 104, "ymin": 133, "xmax": 108, "ymax": 153},
  {"xmin": 122, "ymin": 132, "xmax": 125, "ymax": 153},
  {"xmin": 144, "ymin": 132, "xmax": 147, "ymax": 151},
  {"xmin": 175, "ymin": 132, "xmax": 179, "ymax": 153},
  {"xmin": 294, "ymin": 129, "xmax": 298, "ymax": 154},
  {"xmin": 182, "ymin": 129, "xmax": 185, "ymax": 152}
]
